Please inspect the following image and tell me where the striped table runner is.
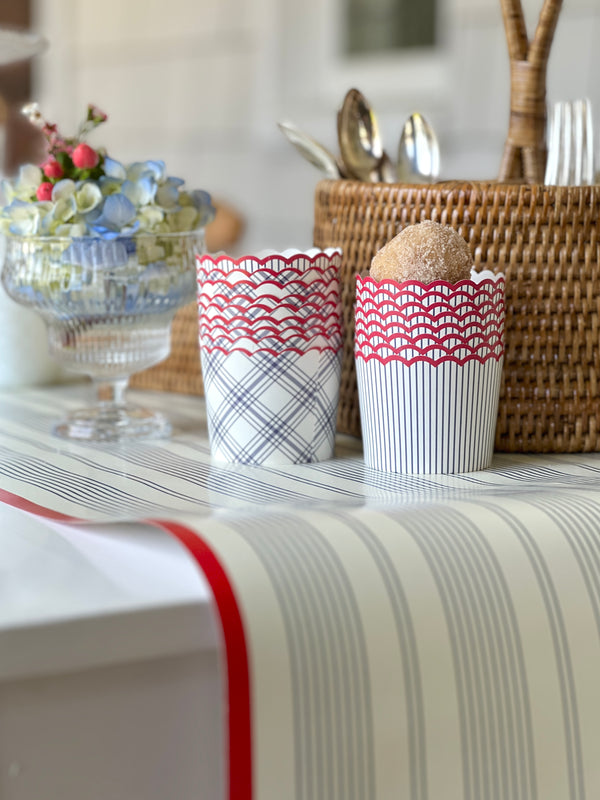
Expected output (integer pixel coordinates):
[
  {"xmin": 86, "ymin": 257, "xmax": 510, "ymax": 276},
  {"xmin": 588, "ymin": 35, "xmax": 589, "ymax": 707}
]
[{"xmin": 2, "ymin": 386, "xmax": 600, "ymax": 799}]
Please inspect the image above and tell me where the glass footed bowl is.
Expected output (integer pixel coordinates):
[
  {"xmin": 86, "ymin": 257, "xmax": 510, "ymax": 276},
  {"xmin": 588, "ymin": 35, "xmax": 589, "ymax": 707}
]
[{"xmin": 1, "ymin": 230, "xmax": 204, "ymax": 442}]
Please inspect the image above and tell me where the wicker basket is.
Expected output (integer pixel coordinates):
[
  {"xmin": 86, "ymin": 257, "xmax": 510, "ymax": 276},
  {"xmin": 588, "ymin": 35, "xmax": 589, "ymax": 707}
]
[
  {"xmin": 313, "ymin": 179, "xmax": 600, "ymax": 452},
  {"xmin": 129, "ymin": 302, "xmax": 204, "ymax": 395}
]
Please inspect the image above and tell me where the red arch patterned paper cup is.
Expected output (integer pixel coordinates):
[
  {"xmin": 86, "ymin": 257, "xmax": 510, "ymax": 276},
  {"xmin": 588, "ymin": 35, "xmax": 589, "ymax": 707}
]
[{"xmin": 355, "ymin": 272, "xmax": 505, "ymax": 474}]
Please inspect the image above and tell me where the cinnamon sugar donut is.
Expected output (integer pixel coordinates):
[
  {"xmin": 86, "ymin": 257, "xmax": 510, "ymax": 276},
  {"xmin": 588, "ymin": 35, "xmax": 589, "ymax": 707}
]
[{"xmin": 370, "ymin": 220, "xmax": 473, "ymax": 284}]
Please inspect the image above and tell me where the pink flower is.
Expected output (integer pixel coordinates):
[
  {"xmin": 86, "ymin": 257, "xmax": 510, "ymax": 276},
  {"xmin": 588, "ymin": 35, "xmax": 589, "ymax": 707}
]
[
  {"xmin": 72, "ymin": 143, "xmax": 99, "ymax": 169},
  {"xmin": 41, "ymin": 158, "xmax": 64, "ymax": 179},
  {"xmin": 36, "ymin": 182, "xmax": 54, "ymax": 202}
]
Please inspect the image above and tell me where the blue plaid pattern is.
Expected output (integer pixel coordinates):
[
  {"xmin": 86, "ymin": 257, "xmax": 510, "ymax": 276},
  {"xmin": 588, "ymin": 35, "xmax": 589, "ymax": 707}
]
[{"xmin": 200, "ymin": 348, "xmax": 342, "ymax": 465}]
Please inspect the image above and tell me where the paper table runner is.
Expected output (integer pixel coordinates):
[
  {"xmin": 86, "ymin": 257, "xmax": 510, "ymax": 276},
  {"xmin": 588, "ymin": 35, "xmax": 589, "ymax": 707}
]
[{"xmin": 2, "ymin": 387, "xmax": 600, "ymax": 799}]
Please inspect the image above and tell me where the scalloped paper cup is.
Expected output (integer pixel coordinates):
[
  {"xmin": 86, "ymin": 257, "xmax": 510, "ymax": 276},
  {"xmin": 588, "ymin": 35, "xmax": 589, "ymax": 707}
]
[
  {"xmin": 197, "ymin": 248, "xmax": 343, "ymax": 465},
  {"xmin": 355, "ymin": 272, "xmax": 505, "ymax": 474}
]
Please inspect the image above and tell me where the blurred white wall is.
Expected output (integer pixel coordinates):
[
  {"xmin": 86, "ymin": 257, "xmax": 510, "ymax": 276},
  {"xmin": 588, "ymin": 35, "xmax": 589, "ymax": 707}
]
[{"xmin": 30, "ymin": 0, "xmax": 600, "ymax": 254}]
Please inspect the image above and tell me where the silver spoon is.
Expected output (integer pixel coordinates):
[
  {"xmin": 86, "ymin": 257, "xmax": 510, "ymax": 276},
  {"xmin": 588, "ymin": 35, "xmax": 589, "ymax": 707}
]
[
  {"xmin": 396, "ymin": 112, "xmax": 440, "ymax": 183},
  {"xmin": 278, "ymin": 120, "xmax": 346, "ymax": 179},
  {"xmin": 337, "ymin": 88, "xmax": 394, "ymax": 182}
]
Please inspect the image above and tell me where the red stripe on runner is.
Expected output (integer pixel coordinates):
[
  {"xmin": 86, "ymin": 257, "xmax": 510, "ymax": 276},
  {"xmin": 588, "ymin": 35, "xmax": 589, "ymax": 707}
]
[
  {"xmin": 0, "ymin": 488, "xmax": 80, "ymax": 521},
  {"xmin": 152, "ymin": 519, "xmax": 252, "ymax": 800}
]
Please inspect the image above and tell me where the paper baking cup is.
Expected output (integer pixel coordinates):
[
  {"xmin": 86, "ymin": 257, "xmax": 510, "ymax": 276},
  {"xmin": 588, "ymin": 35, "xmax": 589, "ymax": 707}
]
[
  {"xmin": 200, "ymin": 347, "xmax": 342, "ymax": 465},
  {"xmin": 197, "ymin": 248, "xmax": 343, "ymax": 464},
  {"xmin": 355, "ymin": 272, "xmax": 505, "ymax": 474}
]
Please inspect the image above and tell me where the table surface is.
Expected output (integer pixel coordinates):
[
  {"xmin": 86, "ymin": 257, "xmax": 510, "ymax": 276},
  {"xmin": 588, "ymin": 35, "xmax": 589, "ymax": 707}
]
[{"xmin": 3, "ymin": 383, "xmax": 600, "ymax": 681}]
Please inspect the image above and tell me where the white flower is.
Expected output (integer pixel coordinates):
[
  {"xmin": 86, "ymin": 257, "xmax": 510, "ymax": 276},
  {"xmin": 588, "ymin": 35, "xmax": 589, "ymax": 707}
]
[
  {"xmin": 52, "ymin": 179, "xmax": 76, "ymax": 201},
  {"xmin": 7, "ymin": 201, "xmax": 46, "ymax": 235},
  {"xmin": 156, "ymin": 181, "xmax": 180, "ymax": 209},
  {"xmin": 136, "ymin": 206, "xmax": 165, "ymax": 230},
  {"xmin": 168, "ymin": 205, "xmax": 199, "ymax": 232},
  {"xmin": 75, "ymin": 182, "xmax": 102, "ymax": 214},
  {"xmin": 3, "ymin": 165, "xmax": 43, "ymax": 202},
  {"xmin": 54, "ymin": 222, "xmax": 87, "ymax": 237}
]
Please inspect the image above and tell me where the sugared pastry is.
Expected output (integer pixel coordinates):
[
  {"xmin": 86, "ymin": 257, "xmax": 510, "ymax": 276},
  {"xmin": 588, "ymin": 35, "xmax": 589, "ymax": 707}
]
[{"xmin": 370, "ymin": 220, "xmax": 473, "ymax": 284}]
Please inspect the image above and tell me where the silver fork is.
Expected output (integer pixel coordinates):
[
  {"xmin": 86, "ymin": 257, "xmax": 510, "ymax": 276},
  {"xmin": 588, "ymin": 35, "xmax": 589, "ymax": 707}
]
[{"xmin": 544, "ymin": 98, "xmax": 594, "ymax": 185}]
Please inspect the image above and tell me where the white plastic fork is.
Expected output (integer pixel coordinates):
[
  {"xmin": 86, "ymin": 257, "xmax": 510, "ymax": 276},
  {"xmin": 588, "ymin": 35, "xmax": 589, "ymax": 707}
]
[{"xmin": 544, "ymin": 98, "xmax": 594, "ymax": 185}]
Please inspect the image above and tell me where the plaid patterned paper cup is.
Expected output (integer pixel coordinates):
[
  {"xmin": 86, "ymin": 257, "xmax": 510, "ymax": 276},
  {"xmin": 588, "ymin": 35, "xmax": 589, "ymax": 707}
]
[
  {"xmin": 200, "ymin": 346, "xmax": 342, "ymax": 465},
  {"xmin": 197, "ymin": 249, "xmax": 343, "ymax": 465},
  {"xmin": 355, "ymin": 272, "xmax": 505, "ymax": 474}
]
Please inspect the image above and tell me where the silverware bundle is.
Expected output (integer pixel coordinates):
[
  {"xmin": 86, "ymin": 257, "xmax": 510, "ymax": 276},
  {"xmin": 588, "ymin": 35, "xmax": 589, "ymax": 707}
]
[
  {"xmin": 544, "ymin": 98, "xmax": 595, "ymax": 186},
  {"xmin": 279, "ymin": 88, "xmax": 440, "ymax": 184}
]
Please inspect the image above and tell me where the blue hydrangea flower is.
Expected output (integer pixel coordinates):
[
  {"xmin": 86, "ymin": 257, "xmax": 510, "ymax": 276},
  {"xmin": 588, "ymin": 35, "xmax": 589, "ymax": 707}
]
[{"xmin": 91, "ymin": 193, "xmax": 140, "ymax": 238}]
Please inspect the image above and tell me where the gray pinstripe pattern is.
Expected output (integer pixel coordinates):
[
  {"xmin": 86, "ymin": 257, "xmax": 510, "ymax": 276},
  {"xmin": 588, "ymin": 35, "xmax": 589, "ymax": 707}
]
[
  {"xmin": 233, "ymin": 514, "xmax": 375, "ymax": 800},
  {"xmin": 391, "ymin": 504, "xmax": 536, "ymax": 800},
  {"xmin": 329, "ymin": 511, "xmax": 429, "ymax": 800},
  {"xmin": 525, "ymin": 494, "xmax": 600, "ymax": 639},
  {"xmin": 474, "ymin": 500, "xmax": 586, "ymax": 800},
  {"xmin": 357, "ymin": 359, "xmax": 501, "ymax": 473}
]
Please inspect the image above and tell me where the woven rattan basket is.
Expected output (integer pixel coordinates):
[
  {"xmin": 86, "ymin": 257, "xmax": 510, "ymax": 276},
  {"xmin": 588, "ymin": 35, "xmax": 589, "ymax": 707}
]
[
  {"xmin": 129, "ymin": 301, "xmax": 204, "ymax": 395},
  {"xmin": 313, "ymin": 179, "xmax": 600, "ymax": 452}
]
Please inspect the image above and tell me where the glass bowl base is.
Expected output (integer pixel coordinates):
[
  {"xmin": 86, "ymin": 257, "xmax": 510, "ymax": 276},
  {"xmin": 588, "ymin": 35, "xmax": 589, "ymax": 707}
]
[{"xmin": 53, "ymin": 404, "xmax": 172, "ymax": 442}]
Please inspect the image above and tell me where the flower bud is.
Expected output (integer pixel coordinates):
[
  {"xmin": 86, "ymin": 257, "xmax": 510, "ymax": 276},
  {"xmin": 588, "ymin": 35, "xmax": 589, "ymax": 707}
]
[
  {"xmin": 36, "ymin": 182, "xmax": 54, "ymax": 202},
  {"xmin": 42, "ymin": 158, "xmax": 64, "ymax": 180},
  {"xmin": 72, "ymin": 143, "xmax": 99, "ymax": 170}
]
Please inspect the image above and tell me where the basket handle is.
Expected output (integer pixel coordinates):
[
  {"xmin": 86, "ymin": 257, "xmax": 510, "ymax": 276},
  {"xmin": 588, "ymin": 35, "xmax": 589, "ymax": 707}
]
[{"xmin": 497, "ymin": 0, "xmax": 563, "ymax": 183}]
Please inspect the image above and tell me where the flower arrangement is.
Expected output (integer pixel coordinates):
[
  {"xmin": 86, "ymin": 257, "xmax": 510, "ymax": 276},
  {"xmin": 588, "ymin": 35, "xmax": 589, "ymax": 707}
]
[{"xmin": 0, "ymin": 103, "xmax": 215, "ymax": 238}]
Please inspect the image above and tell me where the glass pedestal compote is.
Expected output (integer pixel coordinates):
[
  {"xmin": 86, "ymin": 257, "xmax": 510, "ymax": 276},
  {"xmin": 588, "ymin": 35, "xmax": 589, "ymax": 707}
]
[{"xmin": 1, "ymin": 231, "xmax": 204, "ymax": 442}]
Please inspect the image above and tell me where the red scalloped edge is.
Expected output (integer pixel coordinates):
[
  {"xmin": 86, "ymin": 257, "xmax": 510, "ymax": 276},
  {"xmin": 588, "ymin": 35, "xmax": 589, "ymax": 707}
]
[
  {"xmin": 356, "ymin": 274, "xmax": 505, "ymax": 292},
  {"xmin": 355, "ymin": 351, "xmax": 504, "ymax": 366},
  {"xmin": 198, "ymin": 265, "xmax": 340, "ymax": 274},
  {"xmin": 356, "ymin": 292, "xmax": 505, "ymax": 310},
  {"xmin": 355, "ymin": 319, "xmax": 504, "ymax": 337},
  {"xmin": 198, "ymin": 292, "xmax": 341, "ymax": 309},
  {"xmin": 200, "ymin": 318, "xmax": 342, "ymax": 330},
  {"xmin": 200, "ymin": 312, "xmax": 341, "ymax": 325},
  {"xmin": 355, "ymin": 333, "xmax": 504, "ymax": 350},
  {"xmin": 201, "ymin": 343, "xmax": 343, "ymax": 356},
  {"xmin": 199, "ymin": 310, "xmax": 341, "ymax": 325},
  {"xmin": 355, "ymin": 305, "xmax": 505, "ymax": 331},
  {"xmin": 197, "ymin": 250, "xmax": 342, "ymax": 269},
  {"xmin": 200, "ymin": 327, "xmax": 343, "ymax": 341},
  {"xmin": 197, "ymin": 274, "xmax": 341, "ymax": 292},
  {"xmin": 355, "ymin": 341, "xmax": 503, "ymax": 356}
]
